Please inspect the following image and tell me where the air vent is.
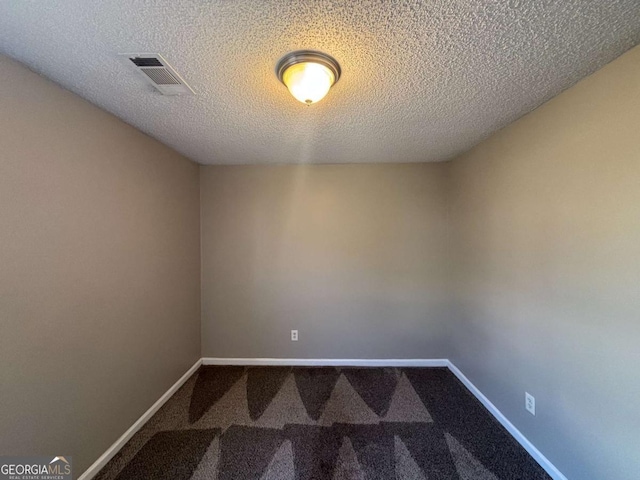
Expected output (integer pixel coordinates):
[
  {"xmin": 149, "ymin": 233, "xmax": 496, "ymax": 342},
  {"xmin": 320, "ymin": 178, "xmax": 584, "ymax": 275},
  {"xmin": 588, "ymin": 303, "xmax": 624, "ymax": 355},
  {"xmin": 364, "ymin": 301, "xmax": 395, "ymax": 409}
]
[
  {"xmin": 140, "ymin": 68, "xmax": 181, "ymax": 85},
  {"xmin": 130, "ymin": 57, "xmax": 164, "ymax": 68},
  {"xmin": 120, "ymin": 53, "xmax": 194, "ymax": 96}
]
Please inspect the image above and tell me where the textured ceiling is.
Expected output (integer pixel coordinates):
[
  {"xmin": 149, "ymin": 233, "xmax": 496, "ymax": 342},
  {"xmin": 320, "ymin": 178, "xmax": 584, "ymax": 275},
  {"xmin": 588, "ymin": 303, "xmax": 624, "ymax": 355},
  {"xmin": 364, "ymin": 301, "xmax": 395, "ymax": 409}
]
[{"xmin": 0, "ymin": 1, "xmax": 638, "ymax": 165}]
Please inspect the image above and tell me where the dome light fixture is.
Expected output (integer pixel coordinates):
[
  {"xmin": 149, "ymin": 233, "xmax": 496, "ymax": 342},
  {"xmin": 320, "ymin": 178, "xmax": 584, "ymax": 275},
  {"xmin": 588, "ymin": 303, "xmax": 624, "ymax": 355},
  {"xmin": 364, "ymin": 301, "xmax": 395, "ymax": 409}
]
[{"xmin": 276, "ymin": 50, "xmax": 341, "ymax": 106}]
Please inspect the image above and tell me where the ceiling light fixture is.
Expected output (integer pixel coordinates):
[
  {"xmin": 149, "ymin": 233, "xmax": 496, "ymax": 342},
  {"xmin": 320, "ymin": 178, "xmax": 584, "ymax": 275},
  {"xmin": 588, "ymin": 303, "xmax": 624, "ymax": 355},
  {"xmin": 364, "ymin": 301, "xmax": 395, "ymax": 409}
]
[{"xmin": 276, "ymin": 50, "xmax": 341, "ymax": 106}]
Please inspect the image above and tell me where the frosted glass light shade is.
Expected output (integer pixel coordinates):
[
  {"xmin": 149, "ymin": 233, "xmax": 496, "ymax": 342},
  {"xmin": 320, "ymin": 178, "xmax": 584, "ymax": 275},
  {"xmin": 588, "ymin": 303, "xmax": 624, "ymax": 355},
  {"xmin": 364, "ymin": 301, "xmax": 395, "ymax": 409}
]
[
  {"xmin": 282, "ymin": 62, "xmax": 335, "ymax": 105},
  {"xmin": 276, "ymin": 51, "xmax": 341, "ymax": 106}
]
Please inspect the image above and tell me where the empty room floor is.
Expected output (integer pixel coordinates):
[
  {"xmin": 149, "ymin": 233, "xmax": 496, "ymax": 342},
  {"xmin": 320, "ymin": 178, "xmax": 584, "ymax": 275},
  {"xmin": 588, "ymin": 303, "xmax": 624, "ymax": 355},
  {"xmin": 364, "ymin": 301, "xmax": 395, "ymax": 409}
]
[{"xmin": 95, "ymin": 366, "xmax": 549, "ymax": 479}]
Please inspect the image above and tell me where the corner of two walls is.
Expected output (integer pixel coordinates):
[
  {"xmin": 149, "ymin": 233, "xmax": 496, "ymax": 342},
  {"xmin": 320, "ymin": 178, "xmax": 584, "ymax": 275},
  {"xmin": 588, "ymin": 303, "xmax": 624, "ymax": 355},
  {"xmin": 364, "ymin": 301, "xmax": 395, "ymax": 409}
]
[{"xmin": 197, "ymin": 44, "xmax": 640, "ymax": 480}]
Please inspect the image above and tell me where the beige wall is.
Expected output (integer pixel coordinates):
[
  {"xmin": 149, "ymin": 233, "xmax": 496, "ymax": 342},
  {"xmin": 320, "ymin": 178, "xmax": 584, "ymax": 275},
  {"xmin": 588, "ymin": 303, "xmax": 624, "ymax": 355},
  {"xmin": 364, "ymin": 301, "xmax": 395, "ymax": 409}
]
[
  {"xmin": 448, "ymin": 46, "xmax": 640, "ymax": 480},
  {"xmin": 200, "ymin": 164, "xmax": 451, "ymax": 358},
  {"xmin": 0, "ymin": 55, "xmax": 201, "ymax": 477}
]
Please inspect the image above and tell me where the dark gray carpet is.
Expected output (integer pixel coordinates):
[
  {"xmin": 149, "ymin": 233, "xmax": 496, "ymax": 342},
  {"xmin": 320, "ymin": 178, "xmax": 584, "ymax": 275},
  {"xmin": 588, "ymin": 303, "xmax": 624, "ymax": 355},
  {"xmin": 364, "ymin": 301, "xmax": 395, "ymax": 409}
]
[{"xmin": 95, "ymin": 366, "xmax": 551, "ymax": 480}]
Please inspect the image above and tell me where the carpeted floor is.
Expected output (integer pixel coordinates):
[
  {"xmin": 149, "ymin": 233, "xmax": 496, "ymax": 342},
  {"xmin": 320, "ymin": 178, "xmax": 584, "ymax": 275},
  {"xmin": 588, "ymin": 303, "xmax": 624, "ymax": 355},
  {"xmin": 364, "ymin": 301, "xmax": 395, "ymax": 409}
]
[{"xmin": 95, "ymin": 366, "xmax": 551, "ymax": 480}]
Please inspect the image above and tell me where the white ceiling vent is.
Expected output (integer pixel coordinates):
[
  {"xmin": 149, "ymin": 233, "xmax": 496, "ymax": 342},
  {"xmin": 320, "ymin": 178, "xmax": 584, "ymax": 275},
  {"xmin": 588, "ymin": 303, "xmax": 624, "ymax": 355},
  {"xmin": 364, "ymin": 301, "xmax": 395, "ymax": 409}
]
[{"xmin": 120, "ymin": 53, "xmax": 194, "ymax": 95}]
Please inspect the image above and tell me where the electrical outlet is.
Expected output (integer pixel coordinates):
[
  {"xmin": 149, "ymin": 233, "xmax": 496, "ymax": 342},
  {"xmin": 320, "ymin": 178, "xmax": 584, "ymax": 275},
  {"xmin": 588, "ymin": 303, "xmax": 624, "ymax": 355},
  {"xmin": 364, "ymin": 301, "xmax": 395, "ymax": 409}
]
[
  {"xmin": 291, "ymin": 330, "xmax": 298, "ymax": 342},
  {"xmin": 525, "ymin": 392, "xmax": 535, "ymax": 416}
]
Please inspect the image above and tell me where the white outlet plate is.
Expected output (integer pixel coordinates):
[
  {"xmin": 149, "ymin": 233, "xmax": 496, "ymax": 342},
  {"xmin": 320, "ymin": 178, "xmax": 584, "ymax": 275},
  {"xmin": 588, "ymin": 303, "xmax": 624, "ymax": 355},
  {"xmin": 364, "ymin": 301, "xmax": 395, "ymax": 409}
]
[
  {"xmin": 291, "ymin": 330, "xmax": 298, "ymax": 341},
  {"xmin": 525, "ymin": 392, "xmax": 535, "ymax": 415}
]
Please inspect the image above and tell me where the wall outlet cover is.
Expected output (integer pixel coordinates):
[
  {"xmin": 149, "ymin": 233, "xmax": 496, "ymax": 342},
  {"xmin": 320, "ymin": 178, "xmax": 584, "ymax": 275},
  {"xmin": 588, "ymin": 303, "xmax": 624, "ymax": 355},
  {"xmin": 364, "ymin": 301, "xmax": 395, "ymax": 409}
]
[
  {"xmin": 291, "ymin": 330, "xmax": 298, "ymax": 341},
  {"xmin": 525, "ymin": 392, "xmax": 535, "ymax": 415}
]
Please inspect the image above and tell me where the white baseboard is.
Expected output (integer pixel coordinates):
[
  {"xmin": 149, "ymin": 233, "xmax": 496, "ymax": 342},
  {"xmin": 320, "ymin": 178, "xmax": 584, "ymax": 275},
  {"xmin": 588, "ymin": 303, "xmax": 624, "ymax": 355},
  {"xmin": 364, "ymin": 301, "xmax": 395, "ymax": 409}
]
[
  {"xmin": 201, "ymin": 357, "xmax": 449, "ymax": 367},
  {"xmin": 78, "ymin": 358, "xmax": 202, "ymax": 480},
  {"xmin": 446, "ymin": 361, "xmax": 568, "ymax": 480},
  {"xmin": 79, "ymin": 357, "xmax": 566, "ymax": 480}
]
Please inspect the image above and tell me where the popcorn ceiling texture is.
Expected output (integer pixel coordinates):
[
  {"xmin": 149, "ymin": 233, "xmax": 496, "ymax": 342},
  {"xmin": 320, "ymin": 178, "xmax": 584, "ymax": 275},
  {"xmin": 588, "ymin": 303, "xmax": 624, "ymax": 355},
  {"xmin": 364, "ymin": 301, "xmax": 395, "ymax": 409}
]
[{"xmin": 0, "ymin": 0, "xmax": 638, "ymax": 165}]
